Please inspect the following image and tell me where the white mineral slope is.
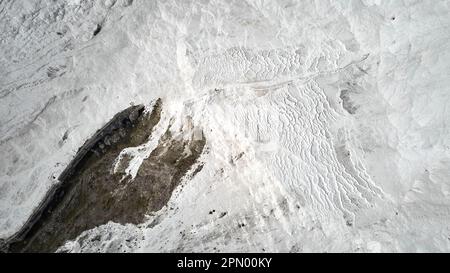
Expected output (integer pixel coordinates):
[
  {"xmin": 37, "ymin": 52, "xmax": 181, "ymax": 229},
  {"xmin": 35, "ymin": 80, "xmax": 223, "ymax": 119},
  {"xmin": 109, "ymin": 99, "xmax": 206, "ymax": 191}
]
[{"xmin": 1, "ymin": 0, "xmax": 450, "ymax": 252}]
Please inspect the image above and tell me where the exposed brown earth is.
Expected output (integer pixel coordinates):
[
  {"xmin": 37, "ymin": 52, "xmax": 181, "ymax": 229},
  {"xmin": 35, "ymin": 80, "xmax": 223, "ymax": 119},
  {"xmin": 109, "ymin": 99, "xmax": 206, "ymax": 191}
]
[{"xmin": 4, "ymin": 99, "xmax": 205, "ymax": 253}]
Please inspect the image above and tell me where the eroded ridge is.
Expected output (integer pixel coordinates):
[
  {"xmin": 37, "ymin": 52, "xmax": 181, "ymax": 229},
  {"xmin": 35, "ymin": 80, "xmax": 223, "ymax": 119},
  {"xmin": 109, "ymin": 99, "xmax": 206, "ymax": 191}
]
[{"xmin": 4, "ymin": 99, "xmax": 206, "ymax": 252}]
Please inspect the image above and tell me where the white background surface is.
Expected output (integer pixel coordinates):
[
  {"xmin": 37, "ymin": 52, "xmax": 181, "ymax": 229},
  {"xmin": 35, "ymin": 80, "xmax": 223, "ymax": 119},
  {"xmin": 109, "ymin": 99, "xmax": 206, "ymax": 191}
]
[{"xmin": 1, "ymin": 0, "xmax": 449, "ymax": 252}]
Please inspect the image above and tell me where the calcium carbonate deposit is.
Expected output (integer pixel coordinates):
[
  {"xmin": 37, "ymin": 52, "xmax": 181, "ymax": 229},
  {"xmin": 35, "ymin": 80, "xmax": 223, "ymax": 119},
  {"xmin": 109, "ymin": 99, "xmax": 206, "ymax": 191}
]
[{"xmin": 0, "ymin": 0, "xmax": 449, "ymax": 252}]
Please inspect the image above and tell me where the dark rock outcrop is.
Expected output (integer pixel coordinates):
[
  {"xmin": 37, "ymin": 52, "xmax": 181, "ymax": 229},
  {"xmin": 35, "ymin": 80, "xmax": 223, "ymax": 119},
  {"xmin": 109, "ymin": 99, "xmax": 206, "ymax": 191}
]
[{"xmin": 3, "ymin": 99, "xmax": 205, "ymax": 252}]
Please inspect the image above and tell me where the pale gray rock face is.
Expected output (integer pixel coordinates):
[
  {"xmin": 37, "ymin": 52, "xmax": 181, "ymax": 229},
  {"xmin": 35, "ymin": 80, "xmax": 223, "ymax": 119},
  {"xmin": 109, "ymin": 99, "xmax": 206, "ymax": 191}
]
[{"xmin": 1, "ymin": 0, "xmax": 450, "ymax": 252}]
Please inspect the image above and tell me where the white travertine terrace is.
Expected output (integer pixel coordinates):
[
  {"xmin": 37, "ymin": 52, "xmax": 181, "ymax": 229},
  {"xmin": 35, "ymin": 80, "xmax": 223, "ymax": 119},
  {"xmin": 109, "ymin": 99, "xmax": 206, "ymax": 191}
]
[{"xmin": 1, "ymin": 0, "xmax": 449, "ymax": 252}]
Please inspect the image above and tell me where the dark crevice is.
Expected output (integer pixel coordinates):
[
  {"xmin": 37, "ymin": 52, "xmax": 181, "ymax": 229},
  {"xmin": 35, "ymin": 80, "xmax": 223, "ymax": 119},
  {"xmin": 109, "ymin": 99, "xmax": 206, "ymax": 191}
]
[{"xmin": 93, "ymin": 24, "xmax": 102, "ymax": 37}]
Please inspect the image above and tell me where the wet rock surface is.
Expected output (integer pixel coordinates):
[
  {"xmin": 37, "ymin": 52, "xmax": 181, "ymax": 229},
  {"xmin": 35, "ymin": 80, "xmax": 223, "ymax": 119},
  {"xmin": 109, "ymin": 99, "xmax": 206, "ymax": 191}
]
[{"xmin": 4, "ymin": 99, "xmax": 206, "ymax": 252}]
